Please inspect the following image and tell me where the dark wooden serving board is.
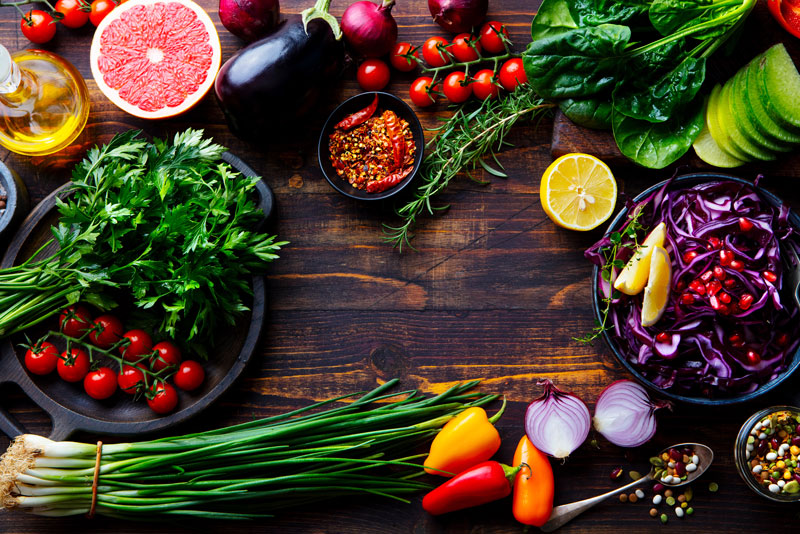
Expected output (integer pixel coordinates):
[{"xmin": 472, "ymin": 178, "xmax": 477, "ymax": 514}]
[{"xmin": 550, "ymin": 2, "xmax": 800, "ymax": 178}]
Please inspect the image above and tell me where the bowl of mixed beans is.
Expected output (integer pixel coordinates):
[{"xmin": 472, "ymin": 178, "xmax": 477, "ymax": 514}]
[
  {"xmin": 318, "ymin": 92, "xmax": 424, "ymax": 201},
  {"xmin": 735, "ymin": 405, "xmax": 800, "ymax": 502}
]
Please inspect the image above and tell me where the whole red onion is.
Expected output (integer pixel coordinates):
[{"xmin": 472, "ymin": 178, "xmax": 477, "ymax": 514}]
[
  {"xmin": 219, "ymin": 0, "xmax": 280, "ymax": 43},
  {"xmin": 341, "ymin": 0, "xmax": 398, "ymax": 58},
  {"xmin": 428, "ymin": 0, "xmax": 488, "ymax": 33}
]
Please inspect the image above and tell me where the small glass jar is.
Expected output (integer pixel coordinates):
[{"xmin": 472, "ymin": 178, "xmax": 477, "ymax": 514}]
[{"xmin": 734, "ymin": 405, "xmax": 800, "ymax": 502}]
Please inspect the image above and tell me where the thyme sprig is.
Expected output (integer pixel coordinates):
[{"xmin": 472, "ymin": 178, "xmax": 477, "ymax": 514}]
[{"xmin": 383, "ymin": 85, "xmax": 555, "ymax": 251}]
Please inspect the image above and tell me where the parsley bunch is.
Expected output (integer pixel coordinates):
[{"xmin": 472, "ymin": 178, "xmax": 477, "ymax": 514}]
[{"xmin": 0, "ymin": 130, "xmax": 286, "ymax": 352}]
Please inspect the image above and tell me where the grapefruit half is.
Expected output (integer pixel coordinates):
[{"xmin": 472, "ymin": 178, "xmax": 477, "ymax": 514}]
[{"xmin": 90, "ymin": 0, "xmax": 221, "ymax": 119}]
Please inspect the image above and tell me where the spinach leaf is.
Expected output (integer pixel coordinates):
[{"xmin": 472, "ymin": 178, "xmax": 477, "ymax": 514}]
[
  {"xmin": 568, "ymin": 0, "xmax": 652, "ymax": 26},
  {"xmin": 560, "ymin": 97, "xmax": 614, "ymax": 129},
  {"xmin": 613, "ymin": 57, "xmax": 706, "ymax": 123},
  {"xmin": 531, "ymin": 0, "xmax": 579, "ymax": 40},
  {"xmin": 612, "ymin": 97, "xmax": 704, "ymax": 168},
  {"xmin": 649, "ymin": 0, "xmax": 747, "ymax": 38}
]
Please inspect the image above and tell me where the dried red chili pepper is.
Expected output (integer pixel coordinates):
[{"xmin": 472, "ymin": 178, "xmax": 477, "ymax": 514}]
[
  {"xmin": 365, "ymin": 165, "xmax": 413, "ymax": 193},
  {"xmin": 383, "ymin": 110, "xmax": 405, "ymax": 170},
  {"xmin": 335, "ymin": 93, "xmax": 379, "ymax": 131},
  {"xmin": 422, "ymin": 461, "xmax": 521, "ymax": 516}
]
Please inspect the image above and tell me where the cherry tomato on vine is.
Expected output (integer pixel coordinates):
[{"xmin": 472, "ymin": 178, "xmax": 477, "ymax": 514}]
[
  {"xmin": 89, "ymin": 0, "xmax": 116, "ymax": 27},
  {"xmin": 147, "ymin": 382, "xmax": 178, "ymax": 414},
  {"xmin": 174, "ymin": 360, "xmax": 205, "ymax": 391},
  {"xmin": 409, "ymin": 76, "xmax": 437, "ymax": 108},
  {"xmin": 89, "ymin": 314, "xmax": 124, "ymax": 349},
  {"xmin": 59, "ymin": 304, "xmax": 92, "ymax": 338},
  {"xmin": 472, "ymin": 69, "xmax": 499, "ymax": 101},
  {"xmin": 357, "ymin": 59, "xmax": 391, "ymax": 92},
  {"xmin": 21, "ymin": 10, "xmax": 57, "ymax": 44},
  {"xmin": 450, "ymin": 33, "xmax": 481, "ymax": 62},
  {"xmin": 422, "ymin": 36, "xmax": 450, "ymax": 67},
  {"xmin": 479, "ymin": 21, "xmax": 509, "ymax": 54},
  {"xmin": 442, "ymin": 71, "xmax": 472, "ymax": 104},
  {"xmin": 390, "ymin": 42, "xmax": 417, "ymax": 72},
  {"xmin": 57, "ymin": 348, "xmax": 90, "ymax": 382},
  {"xmin": 119, "ymin": 329, "xmax": 153, "ymax": 361},
  {"xmin": 151, "ymin": 340, "xmax": 182, "ymax": 371},
  {"xmin": 117, "ymin": 365, "xmax": 145, "ymax": 394},
  {"xmin": 55, "ymin": 0, "xmax": 91, "ymax": 28},
  {"xmin": 498, "ymin": 58, "xmax": 527, "ymax": 91},
  {"xmin": 84, "ymin": 367, "xmax": 117, "ymax": 399},
  {"xmin": 25, "ymin": 341, "xmax": 59, "ymax": 375}
]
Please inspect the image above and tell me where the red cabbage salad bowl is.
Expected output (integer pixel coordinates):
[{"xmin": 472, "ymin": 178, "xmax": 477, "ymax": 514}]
[{"xmin": 588, "ymin": 173, "xmax": 800, "ymax": 406}]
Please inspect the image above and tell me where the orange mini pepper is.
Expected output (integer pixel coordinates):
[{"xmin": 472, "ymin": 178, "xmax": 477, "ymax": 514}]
[
  {"xmin": 512, "ymin": 435, "xmax": 554, "ymax": 526},
  {"xmin": 424, "ymin": 402, "xmax": 504, "ymax": 477}
]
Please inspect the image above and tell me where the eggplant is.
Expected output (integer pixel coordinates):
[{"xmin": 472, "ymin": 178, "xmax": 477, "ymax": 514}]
[{"xmin": 215, "ymin": 0, "xmax": 343, "ymax": 140}]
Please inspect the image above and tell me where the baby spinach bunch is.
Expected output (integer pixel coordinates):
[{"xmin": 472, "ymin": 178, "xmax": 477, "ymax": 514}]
[
  {"xmin": 523, "ymin": 0, "xmax": 757, "ymax": 168},
  {"xmin": 0, "ymin": 129, "xmax": 286, "ymax": 352}
]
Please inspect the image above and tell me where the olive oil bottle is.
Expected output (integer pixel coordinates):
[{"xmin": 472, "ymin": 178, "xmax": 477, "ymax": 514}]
[{"xmin": 0, "ymin": 45, "xmax": 90, "ymax": 156}]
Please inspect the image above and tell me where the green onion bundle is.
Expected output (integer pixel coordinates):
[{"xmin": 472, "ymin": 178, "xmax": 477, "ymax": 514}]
[{"xmin": 0, "ymin": 379, "xmax": 501, "ymax": 520}]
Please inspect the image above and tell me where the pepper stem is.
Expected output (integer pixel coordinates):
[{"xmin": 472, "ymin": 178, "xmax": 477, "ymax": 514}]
[
  {"xmin": 488, "ymin": 396, "xmax": 507, "ymax": 424},
  {"xmin": 500, "ymin": 462, "xmax": 523, "ymax": 486},
  {"xmin": 302, "ymin": 0, "xmax": 342, "ymax": 40}
]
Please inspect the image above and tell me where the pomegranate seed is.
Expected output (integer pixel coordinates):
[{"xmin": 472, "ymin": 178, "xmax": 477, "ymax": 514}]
[
  {"xmin": 683, "ymin": 250, "xmax": 698, "ymax": 263},
  {"xmin": 700, "ymin": 270, "xmax": 714, "ymax": 282},
  {"xmin": 676, "ymin": 279, "xmax": 686, "ymax": 291},
  {"xmin": 680, "ymin": 293, "xmax": 695, "ymax": 306},
  {"xmin": 689, "ymin": 280, "xmax": 706, "ymax": 295},
  {"xmin": 776, "ymin": 333, "xmax": 789, "ymax": 346},
  {"xmin": 718, "ymin": 303, "xmax": 730, "ymax": 315},
  {"xmin": 719, "ymin": 249, "xmax": 734, "ymax": 266},
  {"xmin": 713, "ymin": 266, "xmax": 726, "ymax": 280},
  {"xmin": 707, "ymin": 236, "xmax": 721, "ymax": 250},
  {"xmin": 739, "ymin": 293, "xmax": 754, "ymax": 310},
  {"xmin": 729, "ymin": 333, "xmax": 744, "ymax": 347},
  {"xmin": 656, "ymin": 332, "xmax": 670, "ymax": 343},
  {"xmin": 723, "ymin": 278, "xmax": 737, "ymax": 289},
  {"xmin": 746, "ymin": 350, "xmax": 761, "ymax": 364},
  {"xmin": 762, "ymin": 270, "xmax": 777, "ymax": 283},
  {"xmin": 709, "ymin": 295, "xmax": 720, "ymax": 309},
  {"xmin": 730, "ymin": 260, "xmax": 744, "ymax": 271},
  {"xmin": 707, "ymin": 279, "xmax": 722, "ymax": 296},
  {"xmin": 738, "ymin": 217, "xmax": 754, "ymax": 232},
  {"xmin": 719, "ymin": 291, "xmax": 731, "ymax": 304}
]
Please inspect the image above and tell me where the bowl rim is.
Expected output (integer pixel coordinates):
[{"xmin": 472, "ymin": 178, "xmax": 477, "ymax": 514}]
[
  {"xmin": 317, "ymin": 91, "xmax": 424, "ymax": 201},
  {"xmin": 592, "ymin": 172, "xmax": 800, "ymax": 406},
  {"xmin": 734, "ymin": 405, "xmax": 800, "ymax": 502}
]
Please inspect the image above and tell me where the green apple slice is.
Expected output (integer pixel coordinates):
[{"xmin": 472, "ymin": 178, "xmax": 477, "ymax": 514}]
[
  {"xmin": 706, "ymin": 84, "xmax": 752, "ymax": 162},
  {"xmin": 717, "ymin": 79, "xmax": 775, "ymax": 161},
  {"xmin": 759, "ymin": 43, "xmax": 800, "ymax": 130},
  {"xmin": 746, "ymin": 55, "xmax": 800, "ymax": 143},
  {"xmin": 730, "ymin": 68, "xmax": 793, "ymax": 153},
  {"xmin": 693, "ymin": 119, "xmax": 745, "ymax": 168}
]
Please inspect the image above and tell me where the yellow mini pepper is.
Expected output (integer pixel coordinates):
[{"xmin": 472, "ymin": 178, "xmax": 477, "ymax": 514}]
[{"xmin": 424, "ymin": 401, "xmax": 504, "ymax": 477}]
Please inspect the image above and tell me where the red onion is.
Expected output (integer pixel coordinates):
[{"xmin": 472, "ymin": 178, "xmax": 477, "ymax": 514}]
[
  {"xmin": 593, "ymin": 380, "xmax": 669, "ymax": 448},
  {"xmin": 341, "ymin": 0, "xmax": 398, "ymax": 58},
  {"xmin": 219, "ymin": 0, "xmax": 280, "ymax": 43},
  {"xmin": 428, "ymin": 0, "xmax": 488, "ymax": 33},
  {"xmin": 524, "ymin": 379, "xmax": 590, "ymax": 459}
]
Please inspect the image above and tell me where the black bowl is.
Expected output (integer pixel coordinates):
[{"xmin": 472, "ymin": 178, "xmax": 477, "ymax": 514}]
[
  {"xmin": 593, "ymin": 173, "xmax": 800, "ymax": 406},
  {"xmin": 318, "ymin": 92, "xmax": 424, "ymax": 201}
]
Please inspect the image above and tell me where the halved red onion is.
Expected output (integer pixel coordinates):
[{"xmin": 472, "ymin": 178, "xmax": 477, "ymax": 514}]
[
  {"xmin": 525, "ymin": 379, "xmax": 590, "ymax": 459},
  {"xmin": 593, "ymin": 380, "xmax": 669, "ymax": 448}
]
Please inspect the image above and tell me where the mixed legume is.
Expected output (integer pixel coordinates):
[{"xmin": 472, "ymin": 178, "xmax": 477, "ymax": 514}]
[{"xmin": 746, "ymin": 410, "xmax": 800, "ymax": 496}]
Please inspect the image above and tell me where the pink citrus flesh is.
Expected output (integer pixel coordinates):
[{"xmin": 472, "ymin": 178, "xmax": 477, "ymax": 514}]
[{"xmin": 90, "ymin": 0, "xmax": 221, "ymax": 119}]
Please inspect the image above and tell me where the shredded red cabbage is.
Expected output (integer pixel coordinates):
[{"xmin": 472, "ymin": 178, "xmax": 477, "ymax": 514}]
[{"xmin": 586, "ymin": 178, "xmax": 800, "ymax": 398}]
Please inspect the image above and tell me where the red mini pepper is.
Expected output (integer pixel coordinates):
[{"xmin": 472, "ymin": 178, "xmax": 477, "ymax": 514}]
[
  {"xmin": 422, "ymin": 461, "xmax": 521, "ymax": 515},
  {"xmin": 335, "ymin": 93, "xmax": 379, "ymax": 131}
]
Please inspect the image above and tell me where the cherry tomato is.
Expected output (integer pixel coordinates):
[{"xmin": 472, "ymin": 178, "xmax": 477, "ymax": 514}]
[
  {"xmin": 472, "ymin": 69, "xmax": 499, "ymax": 101},
  {"xmin": 55, "ymin": 0, "xmax": 91, "ymax": 28},
  {"xmin": 479, "ymin": 21, "xmax": 509, "ymax": 54},
  {"xmin": 21, "ymin": 10, "xmax": 57, "ymax": 44},
  {"xmin": 442, "ymin": 71, "xmax": 472, "ymax": 104},
  {"xmin": 390, "ymin": 42, "xmax": 417, "ymax": 72},
  {"xmin": 151, "ymin": 341, "xmax": 182, "ymax": 371},
  {"xmin": 84, "ymin": 367, "xmax": 117, "ymax": 399},
  {"xmin": 422, "ymin": 36, "xmax": 450, "ymax": 67},
  {"xmin": 498, "ymin": 58, "xmax": 527, "ymax": 92},
  {"xmin": 409, "ymin": 76, "xmax": 437, "ymax": 108},
  {"xmin": 119, "ymin": 329, "xmax": 153, "ymax": 361},
  {"xmin": 59, "ymin": 304, "xmax": 92, "ymax": 338},
  {"xmin": 357, "ymin": 59, "xmax": 391, "ymax": 92},
  {"xmin": 117, "ymin": 365, "xmax": 145, "ymax": 394},
  {"xmin": 450, "ymin": 33, "xmax": 481, "ymax": 62},
  {"xmin": 147, "ymin": 382, "xmax": 178, "ymax": 414},
  {"xmin": 24, "ymin": 341, "xmax": 59, "ymax": 375},
  {"xmin": 89, "ymin": 0, "xmax": 116, "ymax": 27},
  {"xmin": 89, "ymin": 314, "xmax": 123, "ymax": 349},
  {"xmin": 174, "ymin": 360, "xmax": 205, "ymax": 391},
  {"xmin": 57, "ymin": 348, "xmax": 90, "ymax": 382}
]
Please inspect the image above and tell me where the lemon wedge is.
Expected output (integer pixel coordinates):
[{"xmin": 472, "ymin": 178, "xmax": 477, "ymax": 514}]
[
  {"xmin": 540, "ymin": 153, "xmax": 617, "ymax": 231},
  {"xmin": 641, "ymin": 245, "xmax": 672, "ymax": 327},
  {"xmin": 613, "ymin": 222, "xmax": 667, "ymax": 296}
]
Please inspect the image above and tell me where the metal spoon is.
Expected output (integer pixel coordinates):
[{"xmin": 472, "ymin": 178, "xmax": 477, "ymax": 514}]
[{"xmin": 540, "ymin": 442, "xmax": 714, "ymax": 532}]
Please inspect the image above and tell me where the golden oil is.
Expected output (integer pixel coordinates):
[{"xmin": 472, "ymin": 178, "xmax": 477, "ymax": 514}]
[{"xmin": 0, "ymin": 46, "xmax": 90, "ymax": 156}]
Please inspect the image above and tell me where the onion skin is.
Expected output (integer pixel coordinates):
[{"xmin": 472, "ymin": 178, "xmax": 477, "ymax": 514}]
[
  {"xmin": 341, "ymin": 0, "xmax": 398, "ymax": 58},
  {"xmin": 219, "ymin": 0, "xmax": 281, "ymax": 43},
  {"xmin": 428, "ymin": 0, "xmax": 488, "ymax": 33}
]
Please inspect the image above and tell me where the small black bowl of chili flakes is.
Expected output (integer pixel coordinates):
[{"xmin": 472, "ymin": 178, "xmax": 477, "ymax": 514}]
[{"xmin": 318, "ymin": 91, "xmax": 424, "ymax": 201}]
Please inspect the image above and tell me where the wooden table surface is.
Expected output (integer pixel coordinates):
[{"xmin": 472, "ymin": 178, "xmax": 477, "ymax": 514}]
[{"xmin": 2, "ymin": 0, "xmax": 800, "ymax": 532}]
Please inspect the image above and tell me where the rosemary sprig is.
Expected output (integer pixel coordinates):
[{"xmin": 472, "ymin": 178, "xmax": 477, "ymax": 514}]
[{"xmin": 383, "ymin": 85, "xmax": 555, "ymax": 251}]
